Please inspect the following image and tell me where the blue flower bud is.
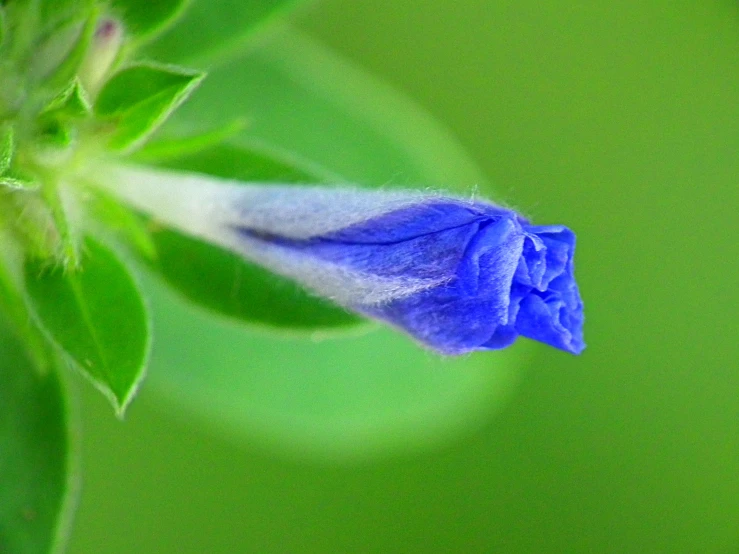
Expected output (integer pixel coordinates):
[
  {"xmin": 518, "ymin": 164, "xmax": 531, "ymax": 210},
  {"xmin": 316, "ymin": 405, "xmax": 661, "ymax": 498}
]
[{"xmin": 107, "ymin": 166, "xmax": 584, "ymax": 355}]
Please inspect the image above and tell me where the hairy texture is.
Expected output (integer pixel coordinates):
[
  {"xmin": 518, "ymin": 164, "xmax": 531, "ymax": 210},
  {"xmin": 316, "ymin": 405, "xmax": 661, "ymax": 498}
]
[{"xmin": 107, "ymin": 165, "xmax": 585, "ymax": 354}]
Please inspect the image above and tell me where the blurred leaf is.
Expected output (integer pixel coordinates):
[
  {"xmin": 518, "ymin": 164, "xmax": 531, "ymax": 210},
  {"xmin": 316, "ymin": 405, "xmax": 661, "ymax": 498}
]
[
  {"xmin": 37, "ymin": 119, "xmax": 74, "ymax": 148},
  {"xmin": 110, "ymin": 0, "xmax": 188, "ymax": 41},
  {"xmin": 86, "ymin": 188, "xmax": 156, "ymax": 261},
  {"xmin": 95, "ymin": 62, "xmax": 204, "ymax": 152},
  {"xmin": 146, "ymin": 273, "xmax": 525, "ymax": 460},
  {"xmin": 24, "ymin": 237, "xmax": 150, "ymax": 415},
  {"xmin": 29, "ymin": 12, "xmax": 86, "ymax": 81},
  {"xmin": 167, "ymin": 24, "xmax": 485, "ymax": 187},
  {"xmin": 4, "ymin": 0, "xmax": 90, "ymax": 65},
  {"xmin": 0, "ymin": 124, "xmax": 13, "ymax": 175},
  {"xmin": 131, "ymin": 119, "xmax": 245, "ymax": 163},
  {"xmin": 0, "ymin": 323, "xmax": 74, "ymax": 554},
  {"xmin": 39, "ymin": 0, "xmax": 93, "ymax": 31},
  {"xmin": 143, "ymin": 0, "xmax": 305, "ymax": 66},
  {"xmin": 143, "ymin": 141, "xmax": 324, "ymax": 182},
  {"xmin": 44, "ymin": 7, "xmax": 97, "ymax": 88},
  {"xmin": 0, "ymin": 8, "xmax": 5, "ymax": 49},
  {"xmin": 149, "ymin": 227, "xmax": 360, "ymax": 330},
  {"xmin": 0, "ymin": 247, "xmax": 52, "ymax": 371}
]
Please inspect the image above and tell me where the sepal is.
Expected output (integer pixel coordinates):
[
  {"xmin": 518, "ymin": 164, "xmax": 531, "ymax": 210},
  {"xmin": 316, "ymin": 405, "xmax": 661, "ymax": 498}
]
[{"xmin": 95, "ymin": 62, "xmax": 204, "ymax": 152}]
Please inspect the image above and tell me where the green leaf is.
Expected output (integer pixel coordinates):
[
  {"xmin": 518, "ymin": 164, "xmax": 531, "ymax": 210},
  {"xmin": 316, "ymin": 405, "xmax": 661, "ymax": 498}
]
[
  {"xmin": 0, "ymin": 124, "xmax": 13, "ymax": 175},
  {"xmin": 149, "ymin": 227, "xmax": 360, "ymax": 330},
  {"xmin": 95, "ymin": 62, "xmax": 204, "ymax": 152},
  {"xmin": 0, "ymin": 323, "xmax": 75, "ymax": 554},
  {"xmin": 95, "ymin": 62, "xmax": 201, "ymax": 117},
  {"xmin": 143, "ymin": 0, "xmax": 305, "ymax": 66},
  {"xmin": 42, "ymin": 78, "xmax": 92, "ymax": 119},
  {"xmin": 24, "ymin": 237, "xmax": 150, "ymax": 415},
  {"xmin": 110, "ymin": 0, "xmax": 188, "ymax": 41}
]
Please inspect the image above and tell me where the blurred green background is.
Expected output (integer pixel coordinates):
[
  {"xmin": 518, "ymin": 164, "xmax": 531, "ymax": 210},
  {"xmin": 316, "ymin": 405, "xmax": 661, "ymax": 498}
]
[{"xmin": 68, "ymin": 1, "xmax": 739, "ymax": 553}]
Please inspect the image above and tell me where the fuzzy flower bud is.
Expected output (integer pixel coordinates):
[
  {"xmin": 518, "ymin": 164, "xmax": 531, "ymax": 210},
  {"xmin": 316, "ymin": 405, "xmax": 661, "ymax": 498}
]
[{"xmin": 105, "ymin": 165, "xmax": 585, "ymax": 355}]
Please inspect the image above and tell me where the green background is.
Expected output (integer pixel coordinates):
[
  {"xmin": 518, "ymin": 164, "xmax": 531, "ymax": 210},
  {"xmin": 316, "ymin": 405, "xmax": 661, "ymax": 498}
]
[{"xmin": 68, "ymin": 1, "xmax": 739, "ymax": 552}]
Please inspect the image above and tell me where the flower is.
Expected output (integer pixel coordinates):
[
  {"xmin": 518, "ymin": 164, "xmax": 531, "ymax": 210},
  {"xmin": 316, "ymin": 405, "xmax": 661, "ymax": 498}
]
[{"xmin": 105, "ymin": 165, "xmax": 584, "ymax": 355}]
